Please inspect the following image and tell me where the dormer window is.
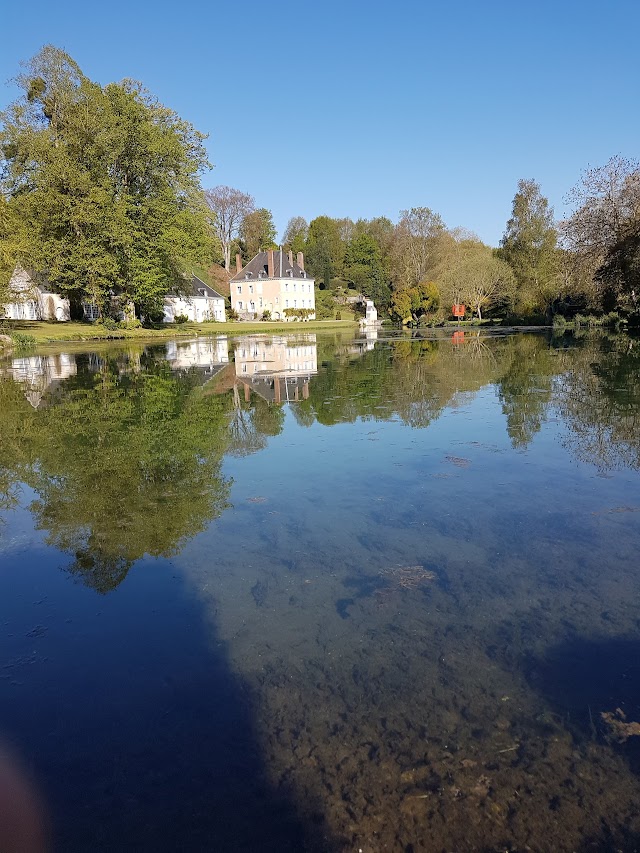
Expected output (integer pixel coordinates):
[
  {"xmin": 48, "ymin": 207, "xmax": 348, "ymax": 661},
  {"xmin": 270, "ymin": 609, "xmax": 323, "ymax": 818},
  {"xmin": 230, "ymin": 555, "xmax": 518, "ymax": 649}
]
[{"xmin": 287, "ymin": 269, "xmax": 293, "ymax": 277}]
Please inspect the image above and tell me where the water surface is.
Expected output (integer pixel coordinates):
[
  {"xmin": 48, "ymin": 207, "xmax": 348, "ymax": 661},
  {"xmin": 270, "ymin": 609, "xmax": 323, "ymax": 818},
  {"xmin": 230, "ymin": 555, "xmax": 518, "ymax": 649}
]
[{"xmin": 2, "ymin": 329, "xmax": 640, "ymax": 852}]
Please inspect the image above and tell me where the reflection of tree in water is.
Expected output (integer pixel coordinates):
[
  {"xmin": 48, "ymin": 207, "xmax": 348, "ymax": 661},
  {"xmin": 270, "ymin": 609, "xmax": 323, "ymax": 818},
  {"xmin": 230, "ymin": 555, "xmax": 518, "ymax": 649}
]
[
  {"xmin": 0, "ymin": 359, "xmax": 236, "ymax": 592},
  {"xmin": 0, "ymin": 379, "xmax": 34, "ymax": 520},
  {"xmin": 497, "ymin": 334, "xmax": 560, "ymax": 448},
  {"xmin": 228, "ymin": 384, "xmax": 268, "ymax": 456},
  {"xmin": 559, "ymin": 334, "xmax": 640, "ymax": 470},
  {"xmin": 292, "ymin": 334, "xmax": 559, "ymax": 438}
]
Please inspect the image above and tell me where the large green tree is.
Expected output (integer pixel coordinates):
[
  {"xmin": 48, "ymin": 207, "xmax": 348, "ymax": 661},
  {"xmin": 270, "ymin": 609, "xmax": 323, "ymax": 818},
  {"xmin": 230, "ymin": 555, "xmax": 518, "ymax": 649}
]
[
  {"xmin": 343, "ymin": 233, "xmax": 391, "ymax": 308},
  {"xmin": 0, "ymin": 46, "xmax": 213, "ymax": 317},
  {"xmin": 438, "ymin": 239, "xmax": 516, "ymax": 319},
  {"xmin": 240, "ymin": 207, "xmax": 277, "ymax": 259},
  {"xmin": 498, "ymin": 179, "xmax": 560, "ymax": 315},
  {"xmin": 304, "ymin": 216, "xmax": 344, "ymax": 286},
  {"xmin": 392, "ymin": 207, "xmax": 447, "ymax": 288},
  {"xmin": 282, "ymin": 216, "xmax": 308, "ymax": 255}
]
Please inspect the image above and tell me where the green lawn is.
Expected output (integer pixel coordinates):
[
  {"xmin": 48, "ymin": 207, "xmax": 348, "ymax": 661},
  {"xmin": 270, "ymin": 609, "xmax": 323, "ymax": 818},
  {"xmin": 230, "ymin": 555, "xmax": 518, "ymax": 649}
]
[{"xmin": 1, "ymin": 318, "xmax": 359, "ymax": 345}]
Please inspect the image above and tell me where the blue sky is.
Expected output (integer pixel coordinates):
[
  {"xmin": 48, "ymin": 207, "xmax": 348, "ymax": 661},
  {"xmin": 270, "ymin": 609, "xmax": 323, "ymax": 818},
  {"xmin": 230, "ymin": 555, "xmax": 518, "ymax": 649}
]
[{"xmin": 1, "ymin": 0, "xmax": 638, "ymax": 247}]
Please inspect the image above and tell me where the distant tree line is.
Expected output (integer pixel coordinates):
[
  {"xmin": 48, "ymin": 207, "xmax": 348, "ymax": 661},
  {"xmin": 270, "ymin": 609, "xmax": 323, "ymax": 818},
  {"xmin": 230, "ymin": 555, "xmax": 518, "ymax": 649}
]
[
  {"xmin": 2, "ymin": 47, "xmax": 638, "ymax": 325},
  {"xmin": 208, "ymin": 159, "xmax": 640, "ymax": 325}
]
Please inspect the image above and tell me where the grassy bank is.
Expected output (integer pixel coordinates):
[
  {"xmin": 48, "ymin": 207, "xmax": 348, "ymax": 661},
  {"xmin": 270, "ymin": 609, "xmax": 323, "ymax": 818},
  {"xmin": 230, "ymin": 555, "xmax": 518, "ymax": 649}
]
[{"xmin": 1, "ymin": 318, "xmax": 359, "ymax": 345}]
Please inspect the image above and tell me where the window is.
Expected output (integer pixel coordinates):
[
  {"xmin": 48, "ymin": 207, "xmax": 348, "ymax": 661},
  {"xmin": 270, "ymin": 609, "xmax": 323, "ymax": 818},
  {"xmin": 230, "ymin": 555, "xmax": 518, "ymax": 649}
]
[
  {"xmin": 285, "ymin": 299, "xmax": 289, "ymax": 308},
  {"xmin": 275, "ymin": 297, "xmax": 279, "ymax": 305},
  {"xmin": 249, "ymin": 284, "xmax": 254, "ymax": 294},
  {"xmin": 293, "ymin": 283, "xmax": 297, "ymax": 292},
  {"xmin": 285, "ymin": 282, "xmax": 289, "ymax": 291},
  {"xmin": 237, "ymin": 285, "xmax": 242, "ymax": 294},
  {"xmin": 238, "ymin": 301, "xmax": 243, "ymax": 309},
  {"xmin": 250, "ymin": 301, "xmax": 255, "ymax": 311},
  {"xmin": 294, "ymin": 299, "xmax": 297, "ymax": 308}
]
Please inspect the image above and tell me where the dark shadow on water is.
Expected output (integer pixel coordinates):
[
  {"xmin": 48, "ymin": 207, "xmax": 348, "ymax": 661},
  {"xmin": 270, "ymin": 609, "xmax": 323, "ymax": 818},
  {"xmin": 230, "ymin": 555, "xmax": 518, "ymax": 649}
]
[
  {"xmin": 576, "ymin": 823, "xmax": 640, "ymax": 852},
  {"xmin": 525, "ymin": 635, "xmax": 640, "ymax": 775},
  {"xmin": 0, "ymin": 556, "xmax": 336, "ymax": 852}
]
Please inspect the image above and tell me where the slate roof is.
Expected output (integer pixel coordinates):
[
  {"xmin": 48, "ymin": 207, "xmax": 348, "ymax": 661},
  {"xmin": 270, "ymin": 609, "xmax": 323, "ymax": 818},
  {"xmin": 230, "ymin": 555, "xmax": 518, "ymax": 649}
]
[
  {"xmin": 230, "ymin": 250, "xmax": 310, "ymax": 283},
  {"xmin": 190, "ymin": 275, "xmax": 225, "ymax": 300}
]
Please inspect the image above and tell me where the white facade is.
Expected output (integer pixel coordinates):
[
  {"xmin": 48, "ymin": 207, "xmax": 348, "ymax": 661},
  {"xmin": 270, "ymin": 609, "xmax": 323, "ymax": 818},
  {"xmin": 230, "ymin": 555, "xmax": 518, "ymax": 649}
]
[
  {"xmin": 163, "ymin": 277, "xmax": 226, "ymax": 323},
  {"xmin": 233, "ymin": 335, "xmax": 317, "ymax": 378},
  {"xmin": 163, "ymin": 295, "xmax": 225, "ymax": 323},
  {"xmin": 1, "ymin": 352, "xmax": 77, "ymax": 408},
  {"xmin": 230, "ymin": 251, "xmax": 315, "ymax": 321},
  {"xmin": 165, "ymin": 338, "xmax": 229, "ymax": 369},
  {"xmin": 3, "ymin": 267, "xmax": 71, "ymax": 322}
]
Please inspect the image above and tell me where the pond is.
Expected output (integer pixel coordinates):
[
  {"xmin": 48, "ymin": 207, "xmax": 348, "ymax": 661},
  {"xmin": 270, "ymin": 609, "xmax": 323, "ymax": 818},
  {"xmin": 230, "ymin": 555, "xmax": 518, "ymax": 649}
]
[{"xmin": 2, "ymin": 328, "xmax": 640, "ymax": 852}]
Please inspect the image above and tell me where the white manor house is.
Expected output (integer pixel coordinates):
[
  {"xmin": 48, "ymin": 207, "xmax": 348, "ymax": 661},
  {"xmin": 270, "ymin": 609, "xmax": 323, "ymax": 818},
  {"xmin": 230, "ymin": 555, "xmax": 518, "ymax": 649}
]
[{"xmin": 230, "ymin": 250, "xmax": 315, "ymax": 321}]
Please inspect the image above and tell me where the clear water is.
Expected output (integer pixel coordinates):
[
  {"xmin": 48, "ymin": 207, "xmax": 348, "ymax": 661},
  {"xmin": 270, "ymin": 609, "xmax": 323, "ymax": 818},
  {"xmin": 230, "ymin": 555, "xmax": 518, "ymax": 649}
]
[{"xmin": 2, "ymin": 329, "xmax": 640, "ymax": 852}]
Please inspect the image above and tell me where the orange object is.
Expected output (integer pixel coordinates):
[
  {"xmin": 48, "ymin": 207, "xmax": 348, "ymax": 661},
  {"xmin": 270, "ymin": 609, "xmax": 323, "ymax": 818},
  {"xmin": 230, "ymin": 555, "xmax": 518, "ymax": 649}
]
[
  {"xmin": 452, "ymin": 331, "xmax": 465, "ymax": 344},
  {"xmin": 452, "ymin": 304, "xmax": 465, "ymax": 318}
]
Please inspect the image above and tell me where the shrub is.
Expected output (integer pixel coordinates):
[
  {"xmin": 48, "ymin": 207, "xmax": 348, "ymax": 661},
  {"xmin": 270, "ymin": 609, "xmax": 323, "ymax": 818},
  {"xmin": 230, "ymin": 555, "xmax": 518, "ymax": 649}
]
[
  {"xmin": 98, "ymin": 318, "xmax": 119, "ymax": 330},
  {"xmin": 119, "ymin": 319, "xmax": 142, "ymax": 330},
  {"xmin": 10, "ymin": 332, "xmax": 36, "ymax": 348},
  {"xmin": 174, "ymin": 314, "xmax": 189, "ymax": 324},
  {"xmin": 262, "ymin": 310, "xmax": 272, "ymax": 321}
]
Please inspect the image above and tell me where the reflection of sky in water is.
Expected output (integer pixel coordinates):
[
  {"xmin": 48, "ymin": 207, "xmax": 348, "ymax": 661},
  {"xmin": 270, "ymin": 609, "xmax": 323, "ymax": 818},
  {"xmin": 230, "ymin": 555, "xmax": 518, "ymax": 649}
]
[{"xmin": 2, "ymin": 331, "xmax": 640, "ymax": 851}]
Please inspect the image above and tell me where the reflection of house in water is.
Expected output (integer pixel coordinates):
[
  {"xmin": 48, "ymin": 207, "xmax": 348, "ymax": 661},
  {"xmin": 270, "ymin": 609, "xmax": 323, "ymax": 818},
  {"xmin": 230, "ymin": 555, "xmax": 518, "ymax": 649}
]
[
  {"xmin": 232, "ymin": 335, "xmax": 318, "ymax": 403},
  {"xmin": 165, "ymin": 338, "xmax": 230, "ymax": 383},
  {"xmin": 338, "ymin": 329, "xmax": 378, "ymax": 360},
  {"xmin": 2, "ymin": 353, "xmax": 77, "ymax": 408}
]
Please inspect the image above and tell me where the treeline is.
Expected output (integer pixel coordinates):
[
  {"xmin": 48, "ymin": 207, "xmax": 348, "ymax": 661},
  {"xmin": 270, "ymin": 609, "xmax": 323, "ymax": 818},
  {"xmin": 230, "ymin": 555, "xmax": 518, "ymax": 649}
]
[
  {"xmin": 210, "ymin": 164, "xmax": 640, "ymax": 325},
  {"xmin": 2, "ymin": 47, "xmax": 639, "ymax": 325}
]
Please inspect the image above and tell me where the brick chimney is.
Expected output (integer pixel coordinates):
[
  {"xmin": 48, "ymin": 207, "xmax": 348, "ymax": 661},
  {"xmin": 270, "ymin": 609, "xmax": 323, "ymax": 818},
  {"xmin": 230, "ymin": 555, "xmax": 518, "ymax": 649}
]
[
  {"xmin": 288, "ymin": 250, "xmax": 294, "ymax": 266},
  {"xmin": 297, "ymin": 252, "xmax": 304, "ymax": 271},
  {"xmin": 267, "ymin": 249, "xmax": 275, "ymax": 278},
  {"xmin": 235, "ymin": 253, "xmax": 242, "ymax": 273}
]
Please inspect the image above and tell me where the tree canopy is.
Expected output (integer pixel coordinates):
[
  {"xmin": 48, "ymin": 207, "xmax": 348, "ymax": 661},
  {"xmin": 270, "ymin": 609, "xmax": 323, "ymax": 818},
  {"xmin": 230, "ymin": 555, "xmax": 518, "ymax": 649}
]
[
  {"xmin": 498, "ymin": 179, "xmax": 559, "ymax": 315},
  {"xmin": 562, "ymin": 156, "xmax": 640, "ymax": 310},
  {"xmin": 0, "ymin": 46, "xmax": 214, "ymax": 317}
]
